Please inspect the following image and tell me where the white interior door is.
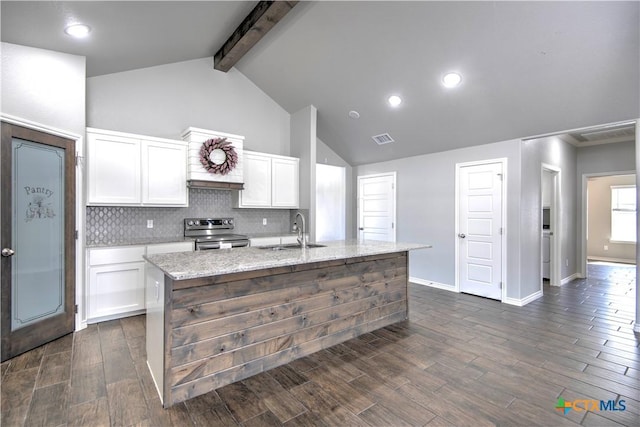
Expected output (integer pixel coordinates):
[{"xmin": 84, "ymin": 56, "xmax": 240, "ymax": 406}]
[
  {"xmin": 457, "ymin": 161, "xmax": 503, "ymax": 300},
  {"xmin": 357, "ymin": 173, "xmax": 396, "ymax": 242},
  {"xmin": 316, "ymin": 164, "xmax": 346, "ymax": 241}
]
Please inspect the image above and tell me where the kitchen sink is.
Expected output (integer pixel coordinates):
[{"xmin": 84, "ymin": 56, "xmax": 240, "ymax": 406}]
[{"xmin": 257, "ymin": 243, "xmax": 327, "ymax": 250}]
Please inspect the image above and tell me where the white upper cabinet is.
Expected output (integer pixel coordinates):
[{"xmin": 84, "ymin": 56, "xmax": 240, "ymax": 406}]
[
  {"xmin": 87, "ymin": 128, "xmax": 188, "ymax": 206},
  {"xmin": 142, "ymin": 140, "xmax": 188, "ymax": 205},
  {"xmin": 271, "ymin": 157, "xmax": 299, "ymax": 208},
  {"xmin": 239, "ymin": 151, "xmax": 272, "ymax": 207},
  {"xmin": 233, "ymin": 150, "xmax": 299, "ymax": 209},
  {"xmin": 88, "ymin": 132, "xmax": 141, "ymax": 204}
]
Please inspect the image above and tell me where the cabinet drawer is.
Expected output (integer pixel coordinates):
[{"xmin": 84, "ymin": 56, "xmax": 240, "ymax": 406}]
[
  {"xmin": 250, "ymin": 237, "xmax": 281, "ymax": 247},
  {"xmin": 147, "ymin": 241, "xmax": 193, "ymax": 255},
  {"xmin": 280, "ymin": 235, "xmax": 299, "ymax": 245},
  {"xmin": 88, "ymin": 246, "xmax": 145, "ymax": 266}
]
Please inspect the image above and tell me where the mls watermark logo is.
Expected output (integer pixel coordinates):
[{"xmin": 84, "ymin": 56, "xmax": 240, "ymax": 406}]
[{"xmin": 555, "ymin": 397, "xmax": 626, "ymax": 415}]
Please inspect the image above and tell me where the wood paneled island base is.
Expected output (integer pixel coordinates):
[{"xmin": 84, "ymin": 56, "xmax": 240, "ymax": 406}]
[{"xmin": 146, "ymin": 250, "xmax": 410, "ymax": 407}]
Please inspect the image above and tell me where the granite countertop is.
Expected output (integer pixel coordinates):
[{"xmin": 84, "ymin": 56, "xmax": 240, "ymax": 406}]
[
  {"xmin": 86, "ymin": 236, "xmax": 195, "ymax": 248},
  {"xmin": 145, "ymin": 240, "xmax": 431, "ymax": 280}
]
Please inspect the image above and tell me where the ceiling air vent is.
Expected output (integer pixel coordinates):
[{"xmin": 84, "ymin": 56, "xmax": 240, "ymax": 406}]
[{"xmin": 372, "ymin": 133, "xmax": 394, "ymax": 145}]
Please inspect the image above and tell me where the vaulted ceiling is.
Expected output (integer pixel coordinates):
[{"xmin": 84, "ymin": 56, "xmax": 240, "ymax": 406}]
[{"xmin": 2, "ymin": 1, "xmax": 638, "ymax": 165}]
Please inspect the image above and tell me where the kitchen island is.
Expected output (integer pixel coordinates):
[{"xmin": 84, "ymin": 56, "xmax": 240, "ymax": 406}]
[{"xmin": 144, "ymin": 240, "xmax": 428, "ymax": 407}]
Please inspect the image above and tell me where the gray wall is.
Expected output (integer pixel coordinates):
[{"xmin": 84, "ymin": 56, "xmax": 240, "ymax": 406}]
[
  {"xmin": 355, "ymin": 139, "xmax": 524, "ymax": 300},
  {"xmin": 290, "ymin": 106, "xmax": 317, "ymax": 240},
  {"xmin": 317, "ymin": 138, "xmax": 354, "ymax": 239},
  {"xmin": 576, "ymin": 140, "xmax": 636, "ymax": 274},
  {"xmin": 520, "ymin": 137, "xmax": 578, "ymax": 296},
  {"xmin": 87, "ymin": 57, "xmax": 291, "ymax": 156},
  {"xmin": 587, "ymin": 174, "xmax": 636, "ymax": 261}
]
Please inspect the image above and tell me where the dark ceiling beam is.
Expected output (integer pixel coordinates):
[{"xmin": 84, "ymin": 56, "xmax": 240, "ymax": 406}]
[{"xmin": 214, "ymin": 1, "xmax": 298, "ymax": 72}]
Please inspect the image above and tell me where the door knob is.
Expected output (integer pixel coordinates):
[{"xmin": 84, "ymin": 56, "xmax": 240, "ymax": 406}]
[
  {"xmin": 458, "ymin": 233, "xmax": 466, "ymax": 239},
  {"xmin": 2, "ymin": 248, "xmax": 15, "ymax": 257},
  {"xmin": 359, "ymin": 227, "xmax": 364, "ymax": 230}
]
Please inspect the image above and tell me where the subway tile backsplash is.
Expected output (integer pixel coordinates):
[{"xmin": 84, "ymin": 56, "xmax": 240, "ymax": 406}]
[{"xmin": 86, "ymin": 188, "xmax": 292, "ymax": 246}]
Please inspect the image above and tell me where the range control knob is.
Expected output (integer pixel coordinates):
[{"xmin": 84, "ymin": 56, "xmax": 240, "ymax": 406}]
[
  {"xmin": 228, "ymin": 219, "xmax": 233, "ymax": 225},
  {"xmin": 187, "ymin": 220, "xmax": 194, "ymax": 226}
]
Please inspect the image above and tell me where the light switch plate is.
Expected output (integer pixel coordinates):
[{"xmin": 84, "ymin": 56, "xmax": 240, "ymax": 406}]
[
  {"xmin": 147, "ymin": 219, "xmax": 154, "ymax": 228},
  {"xmin": 263, "ymin": 218, "xmax": 267, "ymax": 226}
]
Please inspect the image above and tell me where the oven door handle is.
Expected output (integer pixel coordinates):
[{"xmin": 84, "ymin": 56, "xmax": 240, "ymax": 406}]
[{"xmin": 197, "ymin": 242, "xmax": 221, "ymax": 250}]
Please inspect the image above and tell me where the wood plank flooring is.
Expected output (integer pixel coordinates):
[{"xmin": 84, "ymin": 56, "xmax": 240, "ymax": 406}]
[{"xmin": 1, "ymin": 262, "xmax": 638, "ymax": 426}]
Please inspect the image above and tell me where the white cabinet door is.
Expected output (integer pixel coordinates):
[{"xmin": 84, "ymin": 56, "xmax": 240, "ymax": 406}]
[
  {"xmin": 88, "ymin": 132, "xmax": 141, "ymax": 204},
  {"xmin": 239, "ymin": 152, "xmax": 272, "ymax": 207},
  {"xmin": 88, "ymin": 262, "xmax": 146, "ymax": 320},
  {"xmin": 141, "ymin": 140, "xmax": 188, "ymax": 206},
  {"xmin": 272, "ymin": 157, "xmax": 299, "ymax": 208}
]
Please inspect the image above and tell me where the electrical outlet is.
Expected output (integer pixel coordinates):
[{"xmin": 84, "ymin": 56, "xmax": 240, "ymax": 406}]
[
  {"xmin": 604, "ymin": 245, "xmax": 609, "ymax": 251},
  {"xmin": 262, "ymin": 218, "xmax": 267, "ymax": 226},
  {"xmin": 565, "ymin": 259, "xmax": 569, "ymax": 267},
  {"xmin": 147, "ymin": 219, "xmax": 154, "ymax": 229}
]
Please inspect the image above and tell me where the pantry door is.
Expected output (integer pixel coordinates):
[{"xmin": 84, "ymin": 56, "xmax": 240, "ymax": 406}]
[
  {"xmin": 456, "ymin": 160, "xmax": 505, "ymax": 300},
  {"xmin": 1, "ymin": 123, "xmax": 76, "ymax": 361}
]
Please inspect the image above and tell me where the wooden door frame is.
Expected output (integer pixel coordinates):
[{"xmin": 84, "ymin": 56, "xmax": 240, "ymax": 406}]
[
  {"xmin": 1, "ymin": 122, "xmax": 76, "ymax": 361},
  {"xmin": 356, "ymin": 172, "xmax": 397, "ymax": 242},
  {"xmin": 454, "ymin": 158, "xmax": 508, "ymax": 301}
]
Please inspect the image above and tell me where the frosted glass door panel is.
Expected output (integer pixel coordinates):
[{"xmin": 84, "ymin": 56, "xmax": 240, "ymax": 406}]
[{"xmin": 11, "ymin": 138, "xmax": 65, "ymax": 330}]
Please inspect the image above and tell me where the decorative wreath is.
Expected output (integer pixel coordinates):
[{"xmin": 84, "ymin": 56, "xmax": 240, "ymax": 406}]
[{"xmin": 199, "ymin": 137, "xmax": 238, "ymax": 175}]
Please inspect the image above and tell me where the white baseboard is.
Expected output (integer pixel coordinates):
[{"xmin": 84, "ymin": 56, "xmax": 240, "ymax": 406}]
[
  {"xmin": 504, "ymin": 290, "xmax": 543, "ymax": 306},
  {"xmin": 588, "ymin": 256, "xmax": 636, "ymax": 265},
  {"xmin": 409, "ymin": 277, "xmax": 456, "ymax": 292},
  {"xmin": 561, "ymin": 273, "xmax": 580, "ymax": 285}
]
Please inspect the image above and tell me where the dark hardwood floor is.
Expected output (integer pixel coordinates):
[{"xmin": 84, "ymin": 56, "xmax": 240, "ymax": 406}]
[{"xmin": 2, "ymin": 262, "xmax": 638, "ymax": 426}]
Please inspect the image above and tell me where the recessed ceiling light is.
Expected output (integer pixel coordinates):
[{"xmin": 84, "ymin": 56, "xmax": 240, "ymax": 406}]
[
  {"xmin": 64, "ymin": 23, "xmax": 91, "ymax": 38},
  {"xmin": 388, "ymin": 95, "xmax": 402, "ymax": 107},
  {"xmin": 348, "ymin": 110, "xmax": 360, "ymax": 119},
  {"xmin": 442, "ymin": 72, "xmax": 462, "ymax": 88}
]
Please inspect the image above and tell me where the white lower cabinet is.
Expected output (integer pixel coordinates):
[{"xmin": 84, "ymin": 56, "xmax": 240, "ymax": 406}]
[
  {"xmin": 87, "ymin": 241, "xmax": 193, "ymax": 322},
  {"xmin": 87, "ymin": 246, "xmax": 146, "ymax": 321}
]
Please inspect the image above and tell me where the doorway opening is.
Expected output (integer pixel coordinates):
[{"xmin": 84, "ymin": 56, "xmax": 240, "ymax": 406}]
[
  {"xmin": 584, "ymin": 173, "xmax": 636, "ymax": 269},
  {"xmin": 541, "ymin": 164, "xmax": 561, "ymax": 289}
]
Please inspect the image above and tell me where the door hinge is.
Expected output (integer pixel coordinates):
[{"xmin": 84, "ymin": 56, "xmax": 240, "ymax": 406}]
[
  {"xmin": 392, "ymin": 222, "xmax": 394, "ymax": 229},
  {"xmin": 497, "ymin": 173, "xmax": 503, "ymax": 181},
  {"xmin": 499, "ymin": 227, "xmax": 503, "ymax": 235},
  {"xmin": 74, "ymin": 304, "xmax": 78, "ymax": 314},
  {"xmin": 75, "ymin": 230, "xmax": 79, "ymax": 240},
  {"xmin": 391, "ymin": 183, "xmax": 395, "ymax": 190},
  {"xmin": 499, "ymin": 282, "xmax": 503, "ymax": 290}
]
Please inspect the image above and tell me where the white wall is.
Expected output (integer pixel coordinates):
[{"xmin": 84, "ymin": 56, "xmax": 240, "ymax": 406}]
[
  {"xmin": 1, "ymin": 43, "xmax": 86, "ymax": 135},
  {"xmin": 355, "ymin": 139, "xmax": 524, "ymax": 300},
  {"xmin": 587, "ymin": 174, "xmax": 636, "ymax": 262},
  {"xmin": 87, "ymin": 57, "xmax": 290, "ymax": 156}
]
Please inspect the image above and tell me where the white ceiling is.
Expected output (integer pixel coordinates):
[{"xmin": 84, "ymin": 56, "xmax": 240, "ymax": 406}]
[{"xmin": 2, "ymin": 1, "xmax": 638, "ymax": 165}]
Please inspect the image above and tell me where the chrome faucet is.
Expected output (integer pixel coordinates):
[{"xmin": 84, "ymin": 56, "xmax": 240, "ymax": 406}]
[{"xmin": 294, "ymin": 212, "xmax": 306, "ymax": 248}]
